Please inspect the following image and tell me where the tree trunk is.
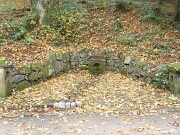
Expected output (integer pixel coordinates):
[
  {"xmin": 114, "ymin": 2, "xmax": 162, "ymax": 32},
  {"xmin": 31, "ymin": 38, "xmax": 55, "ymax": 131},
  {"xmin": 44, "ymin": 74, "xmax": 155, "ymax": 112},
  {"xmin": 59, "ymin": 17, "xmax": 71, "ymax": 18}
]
[
  {"xmin": 157, "ymin": 0, "xmax": 163, "ymax": 5},
  {"xmin": 30, "ymin": 0, "xmax": 51, "ymax": 21},
  {"xmin": 174, "ymin": 0, "xmax": 180, "ymax": 22}
]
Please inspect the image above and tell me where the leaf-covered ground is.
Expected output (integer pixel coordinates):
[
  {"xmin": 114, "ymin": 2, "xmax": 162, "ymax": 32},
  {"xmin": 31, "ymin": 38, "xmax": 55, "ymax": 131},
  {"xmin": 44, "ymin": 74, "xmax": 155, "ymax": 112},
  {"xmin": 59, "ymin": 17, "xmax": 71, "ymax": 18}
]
[
  {"xmin": 0, "ymin": 70, "xmax": 179, "ymax": 118},
  {"xmin": 0, "ymin": 3, "xmax": 179, "ymax": 67}
]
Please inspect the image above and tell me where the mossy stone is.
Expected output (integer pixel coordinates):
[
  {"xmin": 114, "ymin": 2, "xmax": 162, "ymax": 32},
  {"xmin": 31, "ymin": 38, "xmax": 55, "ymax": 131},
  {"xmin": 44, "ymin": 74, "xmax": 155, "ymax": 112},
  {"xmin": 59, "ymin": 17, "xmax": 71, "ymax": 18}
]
[
  {"xmin": 28, "ymin": 73, "xmax": 39, "ymax": 81},
  {"xmin": 31, "ymin": 62, "xmax": 43, "ymax": 71},
  {"xmin": 0, "ymin": 59, "xmax": 5, "ymax": 64},
  {"xmin": 5, "ymin": 80, "xmax": 12, "ymax": 97},
  {"xmin": 119, "ymin": 55, "xmax": 125, "ymax": 64},
  {"xmin": 119, "ymin": 67, "xmax": 127, "ymax": 75},
  {"xmin": 17, "ymin": 81, "xmax": 31, "ymax": 90},
  {"xmin": 88, "ymin": 55, "xmax": 106, "ymax": 74},
  {"xmin": 0, "ymin": 59, "xmax": 11, "ymax": 67},
  {"xmin": 62, "ymin": 52, "xmax": 70, "ymax": 59},
  {"xmin": 88, "ymin": 64, "xmax": 106, "ymax": 74},
  {"xmin": 78, "ymin": 65, "xmax": 88, "ymax": 70},
  {"xmin": 167, "ymin": 63, "xmax": 180, "ymax": 73},
  {"xmin": 39, "ymin": 68, "xmax": 51, "ymax": 79},
  {"xmin": 17, "ymin": 66, "xmax": 32, "ymax": 74}
]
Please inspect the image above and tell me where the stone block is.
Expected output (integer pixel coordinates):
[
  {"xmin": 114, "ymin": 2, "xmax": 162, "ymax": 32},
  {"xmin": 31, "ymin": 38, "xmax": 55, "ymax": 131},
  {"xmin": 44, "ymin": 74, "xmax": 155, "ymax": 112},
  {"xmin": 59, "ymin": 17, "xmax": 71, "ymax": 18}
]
[
  {"xmin": 119, "ymin": 67, "xmax": 127, "ymax": 75},
  {"xmin": 78, "ymin": 65, "xmax": 88, "ymax": 70},
  {"xmin": 167, "ymin": 63, "xmax": 180, "ymax": 94},
  {"xmin": 114, "ymin": 63, "xmax": 120, "ymax": 68},
  {"xmin": 54, "ymin": 61, "xmax": 62, "ymax": 73},
  {"xmin": 88, "ymin": 55, "xmax": 106, "ymax": 74},
  {"xmin": 75, "ymin": 100, "xmax": 82, "ymax": 106},
  {"xmin": 28, "ymin": 72, "xmax": 39, "ymax": 81},
  {"xmin": 65, "ymin": 102, "xmax": 71, "ymax": 109},
  {"xmin": 124, "ymin": 56, "xmax": 132, "ymax": 64},
  {"xmin": 70, "ymin": 52, "xmax": 79, "ymax": 61},
  {"xmin": 79, "ymin": 51, "xmax": 87, "ymax": 58},
  {"xmin": 169, "ymin": 72, "xmax": 180, "ymax": 94},
  {"xmin": 56, "ymin": 52, "xmax": 63, "ymax": 61},
  {"xmin": 0, "ymin": 60, "xmax": 13, "ymax": 97},
  {"xmin": 54, "ymin": 101, "xmax": 66, "ymax": 109},
  {"xmin": 17, "ymin": 81, "xmax": 31, "ymax": 90},
  {"xmin": 112, "ymin": 56, "xmax": 119, "ymax": 60},
  {"xmin": 48, "ymin": 54, "xmax": 56, "ymax": 63},
  {"xmin": 31, "ymin": 62, "xmax": 43, "ymax": 71},
  {"xmin": 17, "ymin": 66, "xmax": 32, "ymax": 74},
  {"xmin": 70, "ymin": 102, "xmax": 76, "ymax": 109},
  {"xmin": 12, "ymin": 75, "xmax": 27, "ymax": 84},
  {"xmin": 107, "ymin": 60, "xmax": 115, "ymax": 66}
]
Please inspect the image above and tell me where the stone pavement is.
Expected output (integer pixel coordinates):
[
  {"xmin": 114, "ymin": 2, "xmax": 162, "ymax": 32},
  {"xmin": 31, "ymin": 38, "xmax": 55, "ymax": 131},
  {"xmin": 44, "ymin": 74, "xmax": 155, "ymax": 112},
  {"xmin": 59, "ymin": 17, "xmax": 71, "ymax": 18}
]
[{"xmin": 0, "ymin": 108, "xmax": 180, "ymax": 135}]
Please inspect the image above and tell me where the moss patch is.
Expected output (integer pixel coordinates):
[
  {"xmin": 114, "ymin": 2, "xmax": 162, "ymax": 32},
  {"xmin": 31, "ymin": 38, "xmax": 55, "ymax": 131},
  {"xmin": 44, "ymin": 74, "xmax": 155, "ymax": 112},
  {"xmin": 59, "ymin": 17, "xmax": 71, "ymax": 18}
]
[
  {"xmin": 62, "ymin": 52, "xmax": 70, "ymax": 59},
  {"xmin": 5, "ymin": 80, "xmax": 12, "ymax": 97},
  {"xmin": 0, "ymin": 59, "xmax": 10, "ymax": 64},
  {"xmin": 39, "ymin": 68, "xmax": 51, "ymax": 79},
  {"xmin": 28, "ymin": 73, "xmax": 39, "ymax": 81},
  {"xmin": 17, "ymin": 66, "xmax": 32, "ymax": 74},
  {"xmin": 167, "ymin": 63, "xmax": 180, "ymax": 73},
  {"xmin": 31, "ymin": 62, "xmax": 43, "ymax": 71},
  {"xmin": 17, "ymin": 81, "xmax": 31, "ymax": 90}
]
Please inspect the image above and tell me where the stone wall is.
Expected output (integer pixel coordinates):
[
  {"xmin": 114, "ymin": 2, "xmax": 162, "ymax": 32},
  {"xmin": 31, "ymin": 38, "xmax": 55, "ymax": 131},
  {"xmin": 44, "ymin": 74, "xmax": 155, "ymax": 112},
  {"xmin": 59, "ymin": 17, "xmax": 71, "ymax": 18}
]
[{"xmin": 11, "ymin": 49, "xmax": 169, "ymax": 91}]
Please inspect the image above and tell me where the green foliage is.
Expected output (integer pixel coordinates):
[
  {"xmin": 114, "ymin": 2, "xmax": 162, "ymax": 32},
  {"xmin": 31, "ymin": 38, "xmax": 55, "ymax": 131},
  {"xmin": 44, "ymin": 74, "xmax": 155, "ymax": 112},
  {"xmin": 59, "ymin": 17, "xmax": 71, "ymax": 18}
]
[
  {"xmin": 0, "ymin": 1, "xmax": 14, "ymax": 11},
  {"xmin": 40, "ymin": 0, "xmax": 88, "ymax": 45},
  {"xmin": 8, "ymin": 14, "xmax": 37, "ymax": 42},
  {"xmin": 22, "ymin": 14, "xmax": 37, "ymax": 31},
  {"xmin": 10, "ymin": 21, "xmax": 27, "ymax": 40},
  {"xmin": 0, "ymin": 2, "xmax": 15, "ymax": 23},
  {"xmin": 24, "ymin": 36, "xmax": 34, "ymax": 43},
  {"xmin": 110, "ymin": 18, "xmax": 121, "ymax": 33},
  {"xmin": 142, "ymin": 13, "xmax": 161, "ymax": 22},
  {"xmin": 117, "ymin": 34, "xmax": 134, "ymax": 46},
  {"xmin": 153, "ymin": 64, "xmax": 169, "ymax": 88},
  {"xmin": 0, "ymin": 31, "xmax": 4, "ymax": 45},
  {"xmin": 157, "ymin": 42, "xmax": 169, "ymax": 54},
  {"xmin": 95, "ymin": 0, "xmax": 107, "ymax": 7}
]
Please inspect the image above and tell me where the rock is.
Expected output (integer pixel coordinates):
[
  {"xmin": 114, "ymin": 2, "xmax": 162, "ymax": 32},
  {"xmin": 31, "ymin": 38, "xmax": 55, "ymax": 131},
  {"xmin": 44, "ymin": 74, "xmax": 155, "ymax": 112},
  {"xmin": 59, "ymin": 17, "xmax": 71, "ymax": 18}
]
[
  {"xmin": 65, "ymin": 102, "xmax": 71, "ymax": 109},
  {"xmin": 12, "ymin": 75, "xmax": 27, "ymax": 84},
  {"xmin": 70, "ymin": 102, "xmax": 76, "ymax": 109},
  {"xmin": 124, "ymin": 56, "xmax": 132, "ymax": 64},
  {"xmin": 75, "ymin": 100, "xmax": 82, "ymax": 106},
  {"xmin": 56, "ymin": 53, "xmax": 63, "ymax": 61},
  {"xmin": 107, "ymin": 60, "xmax": 115, "ymax": 66},
  {"xmin": 54, "ymin": 101, "xmax": 66, "ymax": 109},
  {"xmin": 48, "ymin": 55, "xmax": 55, "ymax": 63},
  {"xmin": 112, "ymin": 56, "xmax": 119, "ymax": 60},
  {"xmin": 78, "ymin": 65, "xmax": 88, "ymax": 70},
  {"xmin": 16, "ymin": 81, "xmax": 31, "ymax": 90}
]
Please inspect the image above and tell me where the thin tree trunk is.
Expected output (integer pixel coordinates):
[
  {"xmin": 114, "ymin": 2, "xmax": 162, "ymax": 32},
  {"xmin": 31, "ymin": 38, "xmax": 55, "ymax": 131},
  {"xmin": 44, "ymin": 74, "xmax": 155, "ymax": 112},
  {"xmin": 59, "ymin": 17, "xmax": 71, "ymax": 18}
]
[
  {"xmin": 157, "ymin": 0, "xmax": 163, "ymax": 5},
  {"xmin": 174, "ymin": 0, "xmax": 180, "ymax": 22}
]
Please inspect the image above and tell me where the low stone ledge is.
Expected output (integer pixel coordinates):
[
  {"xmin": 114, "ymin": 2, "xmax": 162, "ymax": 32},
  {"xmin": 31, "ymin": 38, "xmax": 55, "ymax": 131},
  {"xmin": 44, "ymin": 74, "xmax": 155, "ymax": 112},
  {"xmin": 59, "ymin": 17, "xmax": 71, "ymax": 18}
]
[
  {"xmin": 1, "ymin": 49, "xmax": 178, "ymax": 97},
  {"xmin": 167, "ymin": 63, "xmax": 180, "ymax": 94}
]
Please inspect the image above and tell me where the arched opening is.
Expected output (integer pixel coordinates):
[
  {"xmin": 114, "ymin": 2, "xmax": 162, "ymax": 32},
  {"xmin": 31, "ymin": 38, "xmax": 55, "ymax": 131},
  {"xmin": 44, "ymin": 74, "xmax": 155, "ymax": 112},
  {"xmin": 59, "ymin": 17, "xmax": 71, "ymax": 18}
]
[
  {"xmin": 5, "ymin": 71, "xmax": 10, "ymax": 80},
  {"xmin": 93, "ymin": 63, "xmax": 100, "ymax": 72}
]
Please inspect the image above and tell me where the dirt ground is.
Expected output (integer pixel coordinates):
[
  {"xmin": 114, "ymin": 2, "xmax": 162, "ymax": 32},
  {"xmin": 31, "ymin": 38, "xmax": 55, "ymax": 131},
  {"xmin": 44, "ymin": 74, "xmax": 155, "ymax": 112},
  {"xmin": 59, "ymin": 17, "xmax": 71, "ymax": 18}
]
[{"xmin": 0, "ymin": 0, "xmax": 30, "ymax": 9}]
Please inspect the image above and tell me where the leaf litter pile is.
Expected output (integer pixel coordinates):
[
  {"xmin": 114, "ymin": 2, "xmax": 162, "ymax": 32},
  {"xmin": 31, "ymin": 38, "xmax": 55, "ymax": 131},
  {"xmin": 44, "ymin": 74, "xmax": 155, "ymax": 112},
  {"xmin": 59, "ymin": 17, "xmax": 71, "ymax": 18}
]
[{"xmin": 0, "ymin": 70, "xmax": 179, "ymax": 118}]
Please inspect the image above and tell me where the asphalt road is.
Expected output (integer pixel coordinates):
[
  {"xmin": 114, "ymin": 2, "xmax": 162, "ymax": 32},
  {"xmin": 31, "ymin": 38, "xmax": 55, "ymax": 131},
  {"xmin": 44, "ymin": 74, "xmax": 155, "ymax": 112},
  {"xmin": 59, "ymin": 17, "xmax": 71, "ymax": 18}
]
[{"xmin": 1, "ymin": 108, "xmax": 180, "ymax": 135}]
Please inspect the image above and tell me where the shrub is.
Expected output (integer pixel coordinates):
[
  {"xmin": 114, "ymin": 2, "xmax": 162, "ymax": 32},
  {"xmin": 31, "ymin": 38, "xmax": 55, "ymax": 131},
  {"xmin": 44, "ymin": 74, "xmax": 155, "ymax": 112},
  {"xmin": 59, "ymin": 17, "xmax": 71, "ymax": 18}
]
[{"xmin": 117, "ymin": 34, "xmax": 134, "ymax": 46}]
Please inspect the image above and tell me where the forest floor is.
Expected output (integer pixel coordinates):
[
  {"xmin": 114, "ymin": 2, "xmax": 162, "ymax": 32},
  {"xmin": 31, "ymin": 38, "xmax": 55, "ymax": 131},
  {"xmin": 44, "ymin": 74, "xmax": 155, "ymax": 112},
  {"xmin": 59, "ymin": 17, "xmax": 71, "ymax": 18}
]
[{"xmin": 0, "ymin": 1, "xmax": 179, "ymax": 67}]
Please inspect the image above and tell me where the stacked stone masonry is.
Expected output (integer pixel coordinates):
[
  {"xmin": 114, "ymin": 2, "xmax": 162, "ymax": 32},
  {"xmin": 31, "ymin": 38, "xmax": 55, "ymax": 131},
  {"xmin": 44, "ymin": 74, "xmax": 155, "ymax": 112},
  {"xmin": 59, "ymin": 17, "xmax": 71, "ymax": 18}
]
[{"xmin": 5, "ymin": 49, "xmax": 176, "ymax": 94}]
